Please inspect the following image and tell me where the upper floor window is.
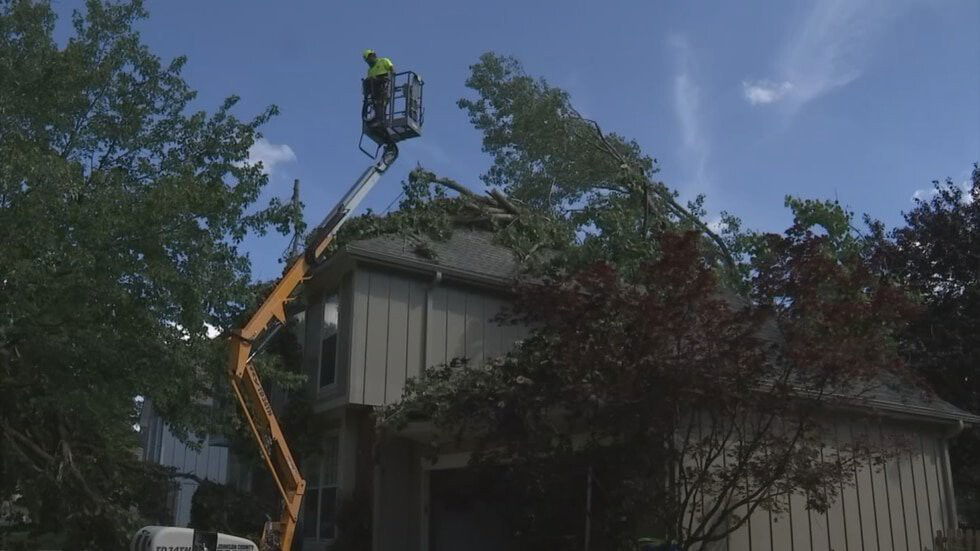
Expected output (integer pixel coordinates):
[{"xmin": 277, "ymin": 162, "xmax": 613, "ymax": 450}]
[{"xmin": 319, "ymin": 295, "xmax": 339, "ymax": 388}]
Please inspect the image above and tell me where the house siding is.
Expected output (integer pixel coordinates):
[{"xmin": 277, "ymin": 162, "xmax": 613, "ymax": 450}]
[
  {"xmin": 299, "ymin": 257, "xmax": 969, "ymax": 551},
  {"xmin": 139, "ymin": 403, "xmax": 229, "ymax": 527},
  {"xmin": 347, "ymin": 267, "xmax": 526, "ymax": 407},
  {"xmin": 724, "ymin": 420, "xmax": 955, "ymax": 551},
  {"xmin": 361, "ymin": 423, "xmax": 960, "ymax": 551}
]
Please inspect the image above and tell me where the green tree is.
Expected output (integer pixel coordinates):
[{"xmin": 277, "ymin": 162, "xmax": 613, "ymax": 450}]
[
  {"xmin": 0, "ymin": 0, "xmax": 296, "ymax": 546},
  {"xmin": 458, "ymin": 53, "xmax": 736, "ymax": 276}
]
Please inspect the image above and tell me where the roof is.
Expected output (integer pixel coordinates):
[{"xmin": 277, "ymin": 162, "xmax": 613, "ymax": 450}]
[
  {"xmin": 340, "ymin": 228, "xmax": 980, "ymax": 427},
  {"xmin": 344, "ymin": 229, "xmax": 521, "ymax": 287},
  {"xmin": 754, "ymin": 316, "xmax": 980, "ymax": 425},
  {"xmin": 851, "ymin": 376, "xmax": 980, "ymax": 425}
]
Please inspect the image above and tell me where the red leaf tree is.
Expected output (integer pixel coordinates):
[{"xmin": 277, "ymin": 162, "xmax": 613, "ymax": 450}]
[{"xmin": 385, "ymin": 223, "xmax": 917, "ymax": 549}]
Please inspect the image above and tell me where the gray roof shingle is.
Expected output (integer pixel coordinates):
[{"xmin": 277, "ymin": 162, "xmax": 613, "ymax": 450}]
[{"xmin": 345, "ymin": 229, "xmax": 521, "ymax": 284}]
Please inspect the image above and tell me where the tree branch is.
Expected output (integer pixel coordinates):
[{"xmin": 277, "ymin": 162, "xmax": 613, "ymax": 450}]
[
  {"xmin": 58, "ymin": 421, "xmax": 104, "ymax": 510},
  {"xmin": 489, "ymin": 188, "xmax": 521, "ymax": 215},
  {"xmin": 565, "ymin": 108, "xmax": 738, "ymax": 273},
  {"xmin": 1, "ymin": 420, "xmax": 56, "ymax": 464}
]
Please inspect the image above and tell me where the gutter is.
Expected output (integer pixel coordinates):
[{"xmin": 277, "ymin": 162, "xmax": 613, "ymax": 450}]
[
  {"xmin": 859, "ymin": 398, "xmax": 980, "ymax": 427},
  {"xmin": 345, "ymin": 246, "xmax": 517, "ymax": 291}
]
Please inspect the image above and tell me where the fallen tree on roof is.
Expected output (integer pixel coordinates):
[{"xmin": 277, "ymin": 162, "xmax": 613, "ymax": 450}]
[{"xmin": 370, "ymin": 52, "xmax": 954, "ymax": 551}]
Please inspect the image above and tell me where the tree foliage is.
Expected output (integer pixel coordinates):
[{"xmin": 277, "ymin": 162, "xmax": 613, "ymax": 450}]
[
  {"xmin": 0, "ymin": 0, "xmax": 294, "ymax": 546},
  {"xmin": 457, "ymin": 53, "xmax": 653, "ymax": 214},
  {"xmin": 458, "ymin": 53, "xmax": 735, "ymax": 276},
  {"xmin": 384, "ymin": 224, "xmax": 913, "ymax": 549},
  {"xmin": 883, "ymin": 166, "xmax": 980, "ymax": 523},
  {"xmin": 190, "ymin": 479, "xmax": 274, "ymax": 544},
  {"xmin": 335, "ymin": 53, "xmax": 738, "ymax": 280}
]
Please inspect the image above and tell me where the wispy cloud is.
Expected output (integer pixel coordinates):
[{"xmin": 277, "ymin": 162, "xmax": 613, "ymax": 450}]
[
  {"xmin": 744, "ymin": 0, "xmax": 918, "ymax": 111},
  {"xmin": 742, "ymin": 80, "xmax": 794, "ymax": 105},
  {"xmin": 674, "ymin": 73, "xmax": 702, "ymax": 152},
  {"xmin": 246, "ymin": 137, "xmax": 297, "ymax": 175},
  {"xmin": 669, "ymin": 34, "xmax": 709, "ymax": 190}
]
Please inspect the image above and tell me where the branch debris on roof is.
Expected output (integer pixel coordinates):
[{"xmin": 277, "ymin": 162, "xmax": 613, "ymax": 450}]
[{"xmin": 332, "ymin": 167, "xmax": 571, "ymax": 267}]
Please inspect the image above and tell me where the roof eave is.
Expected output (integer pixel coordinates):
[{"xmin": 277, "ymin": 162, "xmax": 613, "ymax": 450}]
[
  {"xmin": 345, "ymin": 245, "xmax": 517, "ymax": 292},
  {"xmin": 858, "ymin": 398, "xmax": 980, "ymax": 427}
]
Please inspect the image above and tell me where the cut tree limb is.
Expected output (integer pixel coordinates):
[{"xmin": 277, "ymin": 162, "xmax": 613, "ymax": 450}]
[
  {"xmin": 566, "ymin": 107, "xmax": 737, "ymax": 272},
  {"xmin": 489, "ymin": 188, "xmax": 521, "ymax": 215}
]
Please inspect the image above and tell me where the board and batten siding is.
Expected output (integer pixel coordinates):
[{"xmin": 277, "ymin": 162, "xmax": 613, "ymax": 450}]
[
  {"xmin": 346, "ymin": 268, "xmax": 526, "ymax": 406},
  {"xmin": 724, "ymin": 420, "xmax": 956, "ymax": 551},
  {"xmin": 140, "ymin": 403, "xmax": 229, "ymax": 527}
]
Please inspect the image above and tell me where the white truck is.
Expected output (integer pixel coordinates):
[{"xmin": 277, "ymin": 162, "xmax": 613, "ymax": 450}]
[{"xmin": 130, "ymin": 526, "xmax": 258, "ymax": 551}]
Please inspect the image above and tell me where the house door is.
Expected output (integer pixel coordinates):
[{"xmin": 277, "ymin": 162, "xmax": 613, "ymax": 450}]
[{"xmin": 428, "ymin": 468, "xmax": 513, "ymax": 551}]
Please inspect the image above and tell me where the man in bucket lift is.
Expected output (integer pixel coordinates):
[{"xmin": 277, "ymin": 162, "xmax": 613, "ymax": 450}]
[{"xmin": 363, "ymin": 49, "xmax": 394, "ymax": 126}]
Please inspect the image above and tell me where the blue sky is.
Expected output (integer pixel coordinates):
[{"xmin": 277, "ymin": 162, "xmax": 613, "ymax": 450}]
[{"xmin": 53, "ymin": 0, "xmax": 980, "ymax": 281}]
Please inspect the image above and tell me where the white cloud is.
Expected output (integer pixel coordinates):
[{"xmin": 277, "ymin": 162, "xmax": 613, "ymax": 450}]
[
  {"xmin": 669, "ymin": 34, "xmax": 710, "ymax": 190},
  {"xmin": 742, "ymin": 80, "xmax": 794, "ymax": 105},
  {"xmin": 911, "ymin": 179, "xmax": 975, "ymax": 205},
  {"xmin": 246, "ymin": 137, "xmax": 297, "ymax": 175},
  {"xmin": 744, "ymin": 0, "xmax": 919, "ymax": 111},
  {"xmin": 911, "ymin": 187, "xmax": 938, "ymax": 202},
  {"xmin": 706, "ymin": 217, "xmax": 725, "ymax": 233}
]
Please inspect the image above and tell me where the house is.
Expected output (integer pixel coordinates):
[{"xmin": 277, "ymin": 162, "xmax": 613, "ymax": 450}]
[
  {"xmin": 138, "ymin": 400, "xmax": 239, "ymax": 527},
  {"xmin": 292, "ymin": 228, "xmax": 980, "ymax": 551}
]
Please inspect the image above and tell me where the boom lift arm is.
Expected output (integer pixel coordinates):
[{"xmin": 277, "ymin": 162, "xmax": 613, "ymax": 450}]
[
  {"xmin": 227, "ymin": 143, "xmax": 398, "ymax": 551},
  {"xmin": 220, "ymin": 69, "xmax": 422, "ymax": 551}
]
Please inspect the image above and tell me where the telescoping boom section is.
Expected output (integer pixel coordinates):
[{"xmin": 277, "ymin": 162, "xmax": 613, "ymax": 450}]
[
  {"xmin": 228, "ymin": 137, "xmax": 405, "ymax": 550},
  {"xmin": 229, "ymin": 66, "xmax": 423, "ymax": 549}
]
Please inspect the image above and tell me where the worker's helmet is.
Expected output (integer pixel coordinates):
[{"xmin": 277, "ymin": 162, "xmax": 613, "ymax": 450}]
[{"xmin": 362, "ymin": 49, "xmax": 375, "ymax": 60}]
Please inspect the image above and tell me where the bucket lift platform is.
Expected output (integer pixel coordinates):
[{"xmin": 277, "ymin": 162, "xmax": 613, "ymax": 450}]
[{"xmin": 360, "ymin": 70, "xmax": 424, "ymax": 158}]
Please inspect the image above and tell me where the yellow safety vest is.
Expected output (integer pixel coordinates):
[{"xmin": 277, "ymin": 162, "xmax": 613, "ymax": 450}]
[{"xmin": 367, "ymin": 57, "xmax": 394, "ymax": 78}]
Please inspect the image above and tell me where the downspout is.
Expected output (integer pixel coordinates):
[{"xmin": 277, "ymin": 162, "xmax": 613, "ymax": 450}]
[
  {"xmin": 941, "ymin": 419, "xmax": 967, "ymax": 532},
  {"xmin": 418, "ymin": 270, "xmax": 442, "ymax": 551},
  {"xmin": 944, "ymin": 419, "xmax": 966, "ymax": 439},
  {"xmin": 422, "ymin": 271, "xmax": 443, "ymax": 371},
  {"xmin": 584, "ymin": 465, "xmax": 593, "ymax": 551}
]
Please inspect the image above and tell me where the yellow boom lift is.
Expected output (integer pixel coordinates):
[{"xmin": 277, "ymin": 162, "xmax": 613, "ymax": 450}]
[{"xmin": 131, "ymin": 70, "xmax": 424, "ymax": 551}]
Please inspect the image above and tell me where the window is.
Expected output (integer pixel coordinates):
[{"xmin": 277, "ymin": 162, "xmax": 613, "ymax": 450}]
[
  {"xmin": 302, "ymin": 435, "xmax": 339, "ymax": 541},
  {"xmin": 319, "ymin": 295, "xmax": 339, "ymax": 388}
]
